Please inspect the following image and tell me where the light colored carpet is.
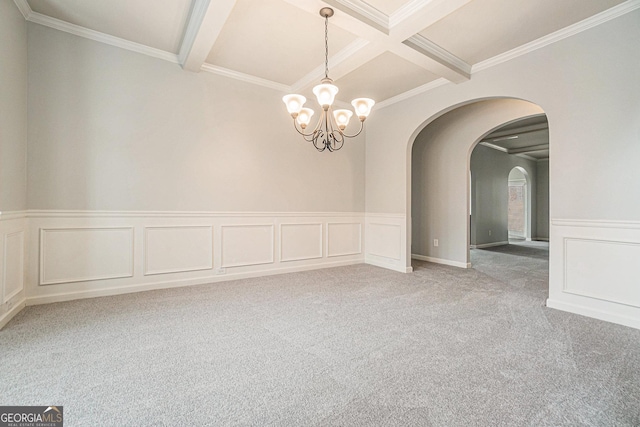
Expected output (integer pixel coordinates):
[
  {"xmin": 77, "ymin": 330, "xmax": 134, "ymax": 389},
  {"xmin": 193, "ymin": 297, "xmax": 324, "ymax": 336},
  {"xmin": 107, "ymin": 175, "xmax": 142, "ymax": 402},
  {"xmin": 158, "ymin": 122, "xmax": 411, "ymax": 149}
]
[{"xmin": 1, "ymin": 241, "xmax": 639, "ymax": 426}]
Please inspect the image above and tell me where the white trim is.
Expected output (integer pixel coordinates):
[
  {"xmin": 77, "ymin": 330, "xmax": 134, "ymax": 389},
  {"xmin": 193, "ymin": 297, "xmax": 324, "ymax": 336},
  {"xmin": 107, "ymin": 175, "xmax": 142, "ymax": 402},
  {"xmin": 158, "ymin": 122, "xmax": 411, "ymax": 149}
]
[
  {"xmin": 0, "ymin": 211, "xmax": 28, "ymax": 221},
  {"xmin": 26, "ymin": 210, "xmax": 364, "ymax": 219},
  {"xmin": 389, "ymin": 0, "xmax": 431, "ymax": 28},
  {"xmin": 220, "ymin": 224, "xmax": 275, "ymax": 268},
  {"xmin": 200, "ymin": 64, "xmax": 291, "ymax": 93},
  {"xmin": 551, "ymin": 219, "xmax": 640, "ymax": 229},
  {"xmin": 3, "ymin": 231, "xmax": 25, "ymax": 303},
  {"xmin": 472, "ymin": 0, "xmax": 640, "ymax": 73},
  {"xmin": 562, "ymin": 237, "xmax": 640, "ymax": 309},
  {"xmin": 0, "ymin": 298, "xmax": 26, "ymax": 330},
  {"xmin": 178, "ymin": 0, "xmax": 212, "ymax": 65},
  {"xmin": 12, "ymin": 0, "xmax": 31, "ymax": 19},
  {"xmin": 403, "ymin": 35, "xmax": 471, "ymax": 75},
  {"xmin": 327, "ymin": 222, "xmax": 363, "ymax": 257},
  {"xmin": 143, "ymin": 225, "xmax": 214, "ymax": 276},
  {"xmin": 325, "ymin": 0, "xmax": 388, "ymax": 31},
  {"xmin": 546, "ymin": 298, "xmax": 640, "ymax": 330},
  {"xmin": 366, "ymin": 257, "xmax": 412, "ymax": 273},
  {"xmin": 39, "ymin": 227, "xmax": 135, "ymax": 286},
  {"xmin": 411, "ymin": 254, "xmax": 470, "ymax": 269},
  {"xmin": 279, "ymin": 223, "xmax": 324, "ymax": 263},
  {"xmin": 469, "ymin": 241, "xmax": 509, "ymax": 249},
  {"xmin": 25, "ymin": 259, "xmax": 364, "ymax": 306},
  {"xmin": 27, "ymin": 11, "xmax": 179, "ymax": 64},
  {"xmin": 365, "ymin": 212, "xmax": 406, "ymax": 219}
]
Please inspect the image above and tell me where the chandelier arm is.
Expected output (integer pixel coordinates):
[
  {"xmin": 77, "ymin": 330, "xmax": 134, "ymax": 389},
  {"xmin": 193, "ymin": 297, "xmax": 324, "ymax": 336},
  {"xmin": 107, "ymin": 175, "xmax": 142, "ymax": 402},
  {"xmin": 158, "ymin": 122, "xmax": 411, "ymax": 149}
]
[
  {"xmin": 340, "ymin": 120, "xmax": 365, "ymax": 138},
  {"xmin": 292, "ymin": 113, "xmax": 324, "ymax": 140},
  {"xmin": 312, "ymin": 129, "xmax": 326, "ymax": 151}
]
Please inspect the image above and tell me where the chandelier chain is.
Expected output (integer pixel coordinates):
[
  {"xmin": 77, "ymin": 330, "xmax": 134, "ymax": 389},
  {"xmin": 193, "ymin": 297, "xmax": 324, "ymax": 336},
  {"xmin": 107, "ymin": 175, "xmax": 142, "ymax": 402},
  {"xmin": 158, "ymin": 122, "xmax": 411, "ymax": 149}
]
[{"xmin": 324, "ymin": 15, "xmax": 329, "ymax": 79}]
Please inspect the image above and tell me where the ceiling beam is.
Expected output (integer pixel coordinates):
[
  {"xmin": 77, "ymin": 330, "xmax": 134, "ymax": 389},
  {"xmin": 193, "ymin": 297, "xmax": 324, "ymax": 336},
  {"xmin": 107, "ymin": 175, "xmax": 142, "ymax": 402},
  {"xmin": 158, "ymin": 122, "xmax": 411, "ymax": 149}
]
[
  {"xmin": 180, "ymin": 0, "xmax": 236, "ymax": 72},
  {"xmin": 389, "ymin": 0, "xmax": 474, "ymax": 41},
  {"xmin": 400, "ymin": 36, "xmax": 470, "ymax": 82},
  {"xmin": 508, "ymin": 144, "xmax": 550, "ymax": 155},
  {"xmin": 284, "ymin": 0, "xmax": 471, "ymax": 89},
  {"xmin": 486, "ymin": 123, "xmax": 548, "ymax": 139}
]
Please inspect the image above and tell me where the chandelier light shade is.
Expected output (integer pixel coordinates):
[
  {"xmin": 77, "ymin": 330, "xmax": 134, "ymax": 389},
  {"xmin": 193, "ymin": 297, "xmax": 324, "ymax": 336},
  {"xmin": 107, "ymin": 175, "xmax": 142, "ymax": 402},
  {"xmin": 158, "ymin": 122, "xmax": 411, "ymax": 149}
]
[{"xmin": 282, "ymin": 7, "xmax": 375, "ymax": 152}]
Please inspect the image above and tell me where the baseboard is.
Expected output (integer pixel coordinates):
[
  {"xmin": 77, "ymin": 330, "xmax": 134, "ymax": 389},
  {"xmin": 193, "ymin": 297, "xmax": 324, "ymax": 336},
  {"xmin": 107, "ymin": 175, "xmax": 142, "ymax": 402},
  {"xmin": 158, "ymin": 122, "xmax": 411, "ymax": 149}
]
[
  {"xmin": 469, "ymin": 241, "xmax": 509, "ymax": 249},
  {"xmin": 26, "ymin": 259, "xmax": 365, "ymax": 306},
  {"xmin": 0, "ymin": 299, "xmax": 26, "ymax": 330},
  {"xmin": 411, "ymin": 254, "xmax": 470, "ymax": 269},
  {"xmin": 533, "ymin": 237, "xmax": 549, "ymax": 241},
  {"xmin": 546, "ymin": 298, "xmax": 640, "ymax": 330},
  {"xmin": 365, "ymin": 257, "xmax": 412, "ymax": 273}
]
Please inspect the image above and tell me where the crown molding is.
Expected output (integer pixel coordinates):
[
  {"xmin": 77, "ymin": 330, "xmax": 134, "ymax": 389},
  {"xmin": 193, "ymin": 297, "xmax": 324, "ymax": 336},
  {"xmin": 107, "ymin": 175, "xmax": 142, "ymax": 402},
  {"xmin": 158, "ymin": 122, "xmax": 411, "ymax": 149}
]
[
  {"xmin": 472, "ymin": 0, "xmax": 640, "ymax": 73},
  {"xmin": 389, "ymin": 0, "xmax": 435, "ymax": 28},
  {"xmin": 27, "ymin": 11, "xmax": 179, "ymax": 64},
  {"xmin": 376, "ymin": 78, "xmax": 448, "ymax": 109},
  {"xmin": 200, "ymin": 64, "xmax": 291, "ymax": 93},
  {"xmin": 13, "ymin": 0, "xmax": 179, "ymax": 64},
  {"xmin": 324, "ymin": 0, "xmax": 389, "ymax": 33},
  {"xmin": 12, "ymin": 0, "xmax": 31, "ymax": 19}
]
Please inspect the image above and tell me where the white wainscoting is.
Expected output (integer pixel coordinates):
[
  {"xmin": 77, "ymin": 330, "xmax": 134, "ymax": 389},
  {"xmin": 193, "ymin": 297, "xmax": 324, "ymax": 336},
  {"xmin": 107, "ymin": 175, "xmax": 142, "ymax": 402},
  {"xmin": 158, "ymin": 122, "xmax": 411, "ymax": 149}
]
[
  {"xmin": 0, "ymin": 212, "xmax": 27, "ymax": 330},
  {"xmin": 547, "ymin": 219, "xmax": 640, "ymax": 330},
  {"xmin": 40, "ymin": 227, "xmax": 134, "ymax": 285},
  {"xmin": 24, "ymin": 211, "xmax": 366, "ymax": 306},
  {"xmin": 365, "ymin": 214, "xmax": 410, "ymax": 273},
  {"xmin": 144, "ymin": 226, "xmax": 213, "ymax": 275},
  {"xmin": 3, "ymin": 231, "xmax": 25, "ymax": 302},
  {"xmin": 327, "ymin": 222, "xmax": 362, "ymax": 257},
  {"xmin": 280, "ymin": 223, "xmax": 323, "ymax": 262},
  {"xmin": 221, "ymin": 224, "xmax": 274, "ymax": 268}
]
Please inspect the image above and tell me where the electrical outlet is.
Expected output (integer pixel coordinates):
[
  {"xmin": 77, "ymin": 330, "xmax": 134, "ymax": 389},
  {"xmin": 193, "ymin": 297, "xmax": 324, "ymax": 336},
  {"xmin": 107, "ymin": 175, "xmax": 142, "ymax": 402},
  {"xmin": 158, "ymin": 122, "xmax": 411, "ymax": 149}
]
[
  {"xmin": 488, "ymin": 230, "xmax": 492, "ymax": 236},
  {"xmin": 433, "ymin": 239, "xmax": 439, "ymax": 247},
  {"xmin": 215, "ymin": 268, "xmax": 226, "ymax": 275}
]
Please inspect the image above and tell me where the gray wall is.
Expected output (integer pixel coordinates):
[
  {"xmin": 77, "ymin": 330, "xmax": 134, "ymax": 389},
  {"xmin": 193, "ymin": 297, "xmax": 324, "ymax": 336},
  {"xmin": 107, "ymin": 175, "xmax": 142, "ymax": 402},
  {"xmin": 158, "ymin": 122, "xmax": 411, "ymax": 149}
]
[
  {"xmin": 470, "ymin": 145, "xmax": 537, "ymax": 246},
  {"xmin": 536, "ymin": 160, "xmax": 549, "ymax": 239},
  {"xmin": 0, "ymin": 1, "xmax": 28, "ymax": 212},
  {"xmin": 27, "ymin": 24, "xmax": 365, "ymax": 213}
]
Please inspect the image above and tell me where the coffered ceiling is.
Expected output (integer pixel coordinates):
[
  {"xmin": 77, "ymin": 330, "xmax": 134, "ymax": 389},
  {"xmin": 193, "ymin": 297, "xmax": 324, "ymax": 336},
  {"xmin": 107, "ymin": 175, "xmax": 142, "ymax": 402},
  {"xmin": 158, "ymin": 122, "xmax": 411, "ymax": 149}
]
[{"xmin": 17, "ymin": 0, "xmax": 634, "ymax": 106}]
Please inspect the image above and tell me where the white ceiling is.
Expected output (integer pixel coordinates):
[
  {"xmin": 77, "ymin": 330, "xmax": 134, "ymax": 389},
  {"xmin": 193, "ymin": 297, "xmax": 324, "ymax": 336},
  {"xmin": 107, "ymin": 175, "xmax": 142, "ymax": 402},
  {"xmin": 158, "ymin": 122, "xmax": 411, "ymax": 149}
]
[{"xmin": 20, "ymin": 0, "xmax": 633, "ymax": 106}]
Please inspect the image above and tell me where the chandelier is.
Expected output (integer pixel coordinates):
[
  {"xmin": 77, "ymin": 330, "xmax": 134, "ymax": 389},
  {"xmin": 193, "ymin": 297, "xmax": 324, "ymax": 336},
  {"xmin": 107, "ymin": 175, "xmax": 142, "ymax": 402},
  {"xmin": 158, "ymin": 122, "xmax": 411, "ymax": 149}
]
[{"xmin": 282, "ymin": 7, "xmax": 375, "ymax": 152}]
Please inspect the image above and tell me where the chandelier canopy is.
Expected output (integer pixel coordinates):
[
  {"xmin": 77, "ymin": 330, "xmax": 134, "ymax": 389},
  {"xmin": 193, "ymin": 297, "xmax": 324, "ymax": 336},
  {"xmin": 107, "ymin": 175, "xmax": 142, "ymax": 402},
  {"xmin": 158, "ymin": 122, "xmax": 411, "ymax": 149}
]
[{"xmin": 282, "ymin": 7, "xmax": 375, "ymax": 152}]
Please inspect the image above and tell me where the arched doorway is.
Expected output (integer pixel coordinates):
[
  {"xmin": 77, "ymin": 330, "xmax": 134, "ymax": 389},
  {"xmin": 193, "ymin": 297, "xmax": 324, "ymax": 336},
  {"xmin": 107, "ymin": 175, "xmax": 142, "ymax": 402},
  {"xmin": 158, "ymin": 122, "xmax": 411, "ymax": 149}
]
[{"xmin": 408, "ymin": 98, "xmax": 549, "ymax": 270}]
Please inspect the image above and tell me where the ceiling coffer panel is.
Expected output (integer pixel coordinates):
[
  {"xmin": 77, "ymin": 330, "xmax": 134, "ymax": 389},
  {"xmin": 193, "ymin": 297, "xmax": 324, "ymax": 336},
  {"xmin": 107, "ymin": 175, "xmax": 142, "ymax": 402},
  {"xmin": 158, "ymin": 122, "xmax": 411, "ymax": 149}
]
[
  {"xmin": 335, "ymin": 51, "xmax": 438, "ymax": 104},
  {"xmin": 206, "ymin": 0, "xmax": 358, "ymax": 86}
]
